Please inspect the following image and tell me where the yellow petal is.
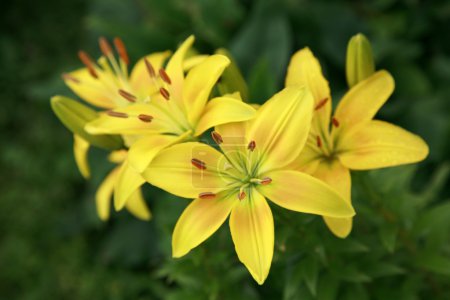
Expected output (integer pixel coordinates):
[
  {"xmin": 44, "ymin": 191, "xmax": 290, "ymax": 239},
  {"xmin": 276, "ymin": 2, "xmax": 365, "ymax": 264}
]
[
  {"xmin": 285, "ymin": 47, "xmax": 331, "ymax": 131},
  {"xmin": 128, "ymin": 134, "xmax": 181, "ymax": 173},
  {"xmin": 214, "ymin": 121, "xmax": 250, "ymax": 172},
  {"xmin": 194, "ymin": 96, "xmax": 256, "ymax": 136},
  {"xmin": 125, "ymin": 188, "xmax": 152, "ymax": 221},
  {"xmin": 286, "ymin": 141, "xmax": 322, "ymax": 174},
  {"xmin": 85, "ymin": 103, "xmax": 172, "ymax": 135},
  {"xmin": 64, "ymin": 67, "xmax": 116, "ymax": 109},
  {"xmin": 172, "ymin": 192, "xmax": 237, "ymax": 258},
  {"xmin": 334, "ymin": 71, "xmax": 394, "ymax": 127},
  {"xmin": 129, "ymin": 51, "xmax": 171, "ymax": 98},
  {"xmin": 143, "ymin": 142, "xmax": 227, "ymax": 199},
  {"xmin": 247, "ymin": 86, "xmax": 314, "ymax": 173},
  {"xmin": 313, "ymin": 160, "xmax": 353, "ymax": 238},
  {"xmin": 114, "ymin": 161, "xmax": 145, "ymax": 210},
  {"xmin": 165, "ymin": 36, "xmax": 195, "ymax": 110},
  {"xmin": 229, "ymin": 189, "xmax": 274, "ymax": 285},
  {"xmin": 95, "ymin": 168, "xmax": 119, "ymax": 221},
  {"xmin": 183, "ymin": 55, "xmax": 208, "ymax": 71},
  {"xmin": 259, "ymin": 170, "xmax": 355, "ymax": 217},
  {"xmin": 108, "ymin": 149, "xmax": 128, "ymax": 164},
  {"xmin": 183, "ymin": 55, "xmax": 230, "ymax": 123},
  {"xmin": 338, "ymin": 120, "xmax": 429, "ymax": 170},
  {"xmin": 73, "ymin": 134, "xmax": 90, "ymax": 179}
]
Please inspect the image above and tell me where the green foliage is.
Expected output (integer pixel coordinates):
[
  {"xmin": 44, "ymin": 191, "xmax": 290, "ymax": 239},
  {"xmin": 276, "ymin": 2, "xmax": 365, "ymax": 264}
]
[{"xmin": 1, "ymin": 0, "xmax": 449, "ymax": 299}]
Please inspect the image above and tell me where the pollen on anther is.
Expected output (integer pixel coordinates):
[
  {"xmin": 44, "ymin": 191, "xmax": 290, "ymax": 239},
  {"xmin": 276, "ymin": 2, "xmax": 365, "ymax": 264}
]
[
  {"xmin": 160, "ymin": 87, "xmax": 170, "ymax": 100},
  {"xmin": 260, "ymin": 177, "xmax": 272, "ymax": 185},
  {"xmin": 144, "ymin": 59, "xmax": 156, "ymax": 78},
  {"xmin": 332, "ymin": 117, "xmax": 340, "ymax": 127},
  {"xmin": 118, "ymin": 89, "xmax": 137, "ymax": 102},
  {"xmin": 159, "ymin": 68, "xmax": 172, "ymax": 84},
  {"xmin": 78, "ymin": 51, "xmax": 98, "ymax": 78},
  {"xmin": 113, "ymin": 37, "xmax": 129, "ymax": 65},
  {"xmin": 199, "ymin": 192, "xmax": 216, "ymax": 200},
  {"xmin": 138, "ymin": 114, "xmax": 153, "ymax": 123},
  {"xmin": 99, "ymin": 37, "xmax": 112, "ymax": 56},
  {"xmin": 107, "ymin": 110, "xmax": 129, "ymax": 118},
  {"xmin": 238, "ymin": 190, "xmax": 246, "ymax": 200},
  {"xmin": 191, "ymin": 158, "xmax": 206, "ymax": 170},
  {"xmin": 248, "ymin": 140, "xmax": 256, "ymax": 151},
  {"xmin": 315, "ymin": 97, "xmax": 329, "ymax": 110},
  {"xmin": 316, "ymin": 136, "xmax": 322, "ymax": 148},
  {"xmin": 211, "ymin": 131, "xmax": 223, "ymax": 144},
  {"xmin": 62, "ymin": 73, "xmax": 80, "ymax": 84}
]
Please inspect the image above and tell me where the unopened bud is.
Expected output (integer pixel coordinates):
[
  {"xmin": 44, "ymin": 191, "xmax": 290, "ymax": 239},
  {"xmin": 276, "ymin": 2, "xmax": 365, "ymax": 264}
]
[{"xmin": 346, "ymin": 33, "xmax": 375, "ymax": 88}]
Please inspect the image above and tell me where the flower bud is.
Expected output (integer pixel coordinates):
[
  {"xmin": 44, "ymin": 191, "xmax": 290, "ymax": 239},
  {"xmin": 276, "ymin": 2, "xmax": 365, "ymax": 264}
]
[
  {"xmin": 51, "ymin": 96, "xmax": 123, "ymax": 150},
  {"xmin": 215, "ymin": 48, "xmax": 249, "ymax": 101},
  {"xmin": 346, "ymin": 33, "xmax": 375, "ymax": 88}
]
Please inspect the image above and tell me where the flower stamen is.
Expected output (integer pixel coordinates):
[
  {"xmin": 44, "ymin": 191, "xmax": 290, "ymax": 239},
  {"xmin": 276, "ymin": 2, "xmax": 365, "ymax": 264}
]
[
  {"xmin": 316, "ymin": 135, "xmax": 322, "ymax": 148},
  {"xmin": 78, "ymin": 51, "xmax": 98, "ymax": 78},
  {"xmin": 62, "ymin": 73, "xmax": 80, "ymax": 84},
  {"xmin": 118, "ymin": 89, "xmax": 137, "ymax": 103},
  {"xmin": 315, "ymin": 97, "xmax": 328, "ymax": 110},
  {"xmin": 144, "ymin": 59, "xmax": 156, "ymax": 78},
  {"xmin": 106, "ymin": 110, "xmax": 129, "ymax": 118},
  {"xmin": 160, "ymin": 87, "xmax": 170, "ymax": 100},
  {"xmin": 113, "ymin": 37, "xmax": 129, "ymax": 65},
  {"xmin": 191, "ymin": 158, "xmax": 206, "ymax": 170},
  {"xmin": 199, "ymin": 192, "xmax": 216, "ymax": 199},
  {"xmin": 138, "ymin": 114, "xmax": 153, "ymax": 123},
  {"xmin": 332, "ymin": 117, "xmax": 340, "ymax": 127},
  {"xmin": 159, "ymin": 68, "xmax": 172, "ymax": 85},
  {"xmin": 211, "ymin": 131, "xmax": 223, "ymax": 144},
  {"xmin": 248, "ymin": 140, "xmax": 256, "ymax": 151}
]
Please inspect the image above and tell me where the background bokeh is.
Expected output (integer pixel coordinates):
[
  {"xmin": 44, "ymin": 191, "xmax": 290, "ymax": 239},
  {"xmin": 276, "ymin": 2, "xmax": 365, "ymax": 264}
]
[{"xmin": 1, "ymin": 0, "xmax": 449, "ymax": 299}]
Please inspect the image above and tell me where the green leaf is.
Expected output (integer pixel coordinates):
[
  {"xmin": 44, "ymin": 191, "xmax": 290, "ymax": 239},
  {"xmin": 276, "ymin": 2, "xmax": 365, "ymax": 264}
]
[
  {"xmin": 417, "ymin": 253, "xmax": 450, "ymax": 276},
  {"xmin": 215, "ymin": 48, "xmax": 249, "ymax": 101},
  {"xmin": 379, "ymin": 223, "xmax": 398, "ymax": 253},
  {"xmin": 51, "ymin": 96, "xmax": 123, "ymax": 150},
  {"xmin": 317, "ymin": 274, "xmax": 340, "ymax": 300}
]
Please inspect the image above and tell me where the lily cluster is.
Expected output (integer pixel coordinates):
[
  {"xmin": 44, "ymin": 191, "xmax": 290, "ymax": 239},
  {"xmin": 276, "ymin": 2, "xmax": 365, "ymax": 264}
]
[{"xmin": 51, "ymin": 34, "xmax": 428, "ymax": 284}]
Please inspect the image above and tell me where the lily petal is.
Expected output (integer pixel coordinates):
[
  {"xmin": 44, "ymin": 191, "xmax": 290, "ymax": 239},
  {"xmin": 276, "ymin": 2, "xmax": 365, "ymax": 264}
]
[
  {"xmin": 172, "ymin": 192, "xmax": 237, "ymax": 258},
  {"xmin": 125, "ymin": 188, "xmax": 152, "ymax": 221},
  {"xmin": 143, "ymin": 142, "xmax": 227, "ymax": 199},
  {"xmin": 114, "ymin": 161, "xmax": 145, "ymax": 210},
  {"xmin": 247, "ymin": 86, "xmax": 314, "ymax": 173},
  {"xmin": 85, "ymin": 103, "xmax": 172, "ymax": 135},
  {"xmin": 338, "ymin": 120, "xmax": 429, "ymax": 170},
  {"xmin": 165, "ymin": 35, "xmax": 195, "ymax": 110},
  {"xmin": 183, "ymin": 55, "xmax": 230, "ymax": 123},
  {"xmin": 183, "ymin": 55, "xmax": 208, "ymax": 71},
  {"xmin": 313, "ymin": 160, "xmax": 353, "ymax": 238},
  {"xmin": 129, "ymin": 51, "xmax": 171, "ymax": 97},
  {"xmin": 95, "ymin": 167, "xmax": 119, "ymax": 221},
  {"xmin": 285, "ymin": 47, "xmax": 332, "ymax": 133},
  {"xmin": 229, "ymin": 189, "xmax": 274, "ymax": 285},
  {"xmin": 128, "ymin": 134, "xmax": 181, "ymax": 173},
  {"xmin": 259, "ymin": 170, "xmax": 355, "ymax": 218},
  {"xmin": 64, "ymin": 67, "xmax": 116, "ymax": 109},
  {"xmin": 334, "ymin": 71, "xmax": 394, "ymax": 126},
  {"xmin": 194, "ymin": 97, "xmax": 256, "ymax": 136},
  {"xmin": 73, "ymin": 134, "xmax": 90, "ymax": 179}
]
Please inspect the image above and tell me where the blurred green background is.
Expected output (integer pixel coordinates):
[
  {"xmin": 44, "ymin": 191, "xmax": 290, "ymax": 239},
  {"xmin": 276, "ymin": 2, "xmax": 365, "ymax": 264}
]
[{"xmin": 1, "ymin": 0, "xmax": 450, "ymax": 299}]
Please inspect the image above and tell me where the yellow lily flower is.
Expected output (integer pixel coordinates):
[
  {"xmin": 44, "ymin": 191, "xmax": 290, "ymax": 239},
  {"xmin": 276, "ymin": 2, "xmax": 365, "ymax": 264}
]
[
  {"xmin": 96, "ymin": 150, "xmax": 151, "ymax": 221},
  {"xmin": 61, "ymin": 36, "xmax": 169, "ymax": 219},
  {"xmin": 141, "ymin": 86, "xmax": 355, "ymax": 284},
  {"xmin": 285, "ymin": 48, "xmax": 429, "ymax": 238},
  {"xmin": 84, "ymin": 36, "xmax": 256, "ymax": 210}
]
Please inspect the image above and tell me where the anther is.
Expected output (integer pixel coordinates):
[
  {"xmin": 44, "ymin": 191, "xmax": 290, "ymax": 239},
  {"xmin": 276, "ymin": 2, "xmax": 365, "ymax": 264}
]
[
  {"xmin": 211, "ymin": 131, "xmax": 223, "ymax": 144},
  {"xmin": 332, "ymin": 117, "xmax": 340, "ymax": 128},
  {"xmin": 191, "ymin": 158, "xmax": 206, "ymax": 170},
  {"xmin": 238, "ymin": 190, "xmax": 246, "ymax": 200},
  {"xmin": 113, "ymin": 37, "xmax": 129, "ymax": 65},
  {"xmin": 78, "ymin": 51, "xmax": 98, "ymax": 78},
  {"xmin": 118, "ymin": 89, "xmax": 136, "ymax": 102},
  {"xmin": 138, "ymin": 114, "xmax": 153, "ymax": 123},
  {"xmin": 107, "ymin": 110, "xmax": 129, "ymax": 118},
  {"xmin": 99, "ymin": 37, "xmax": 112, "ymax": 56},
  {"xmin": 144, "ymin": 59, "xmax": 156, "ymax": 78},
  {"xmin": 248, "ymin": 140, "xmax": 256, "ymax": 151},
  {"xmin": 62, "ymin": 73, "xmax": 80, "ymax": 84},
  {"xmin": 199, "ymin": 192, "xmax": 216, "ymax": 200},
  {"xmin": 316, "ymin": 136, "xmax": 322, "ymax": 148},
  {"xmin": 159, "ymin": 68, "xmax": 172, "ymax": 84},
  {"xmin": 260, "ymin": 177, "xmax": 272, "ymax": 185},
  {"xmin": 160, "ymin": 87, "xmax": 170, "ymax": 100},
  {"xmin": 315, "ymin": 97, "xmax": 329, "ymax": 110}
]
